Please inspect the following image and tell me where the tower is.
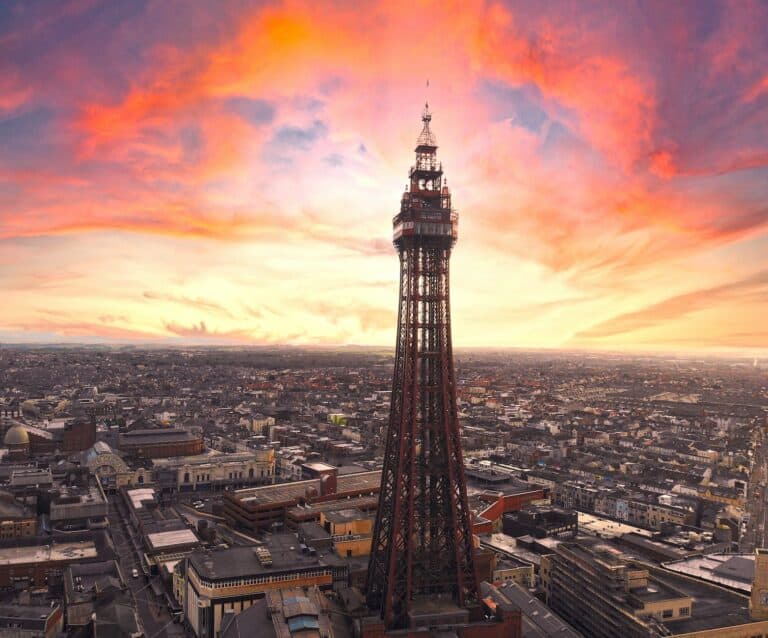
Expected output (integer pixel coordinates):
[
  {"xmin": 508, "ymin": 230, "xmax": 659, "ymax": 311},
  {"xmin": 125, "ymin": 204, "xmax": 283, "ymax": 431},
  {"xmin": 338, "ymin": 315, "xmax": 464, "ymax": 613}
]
[{"xmin": 366, "ymin": 105, "xmax": 479, "ymax": 629}]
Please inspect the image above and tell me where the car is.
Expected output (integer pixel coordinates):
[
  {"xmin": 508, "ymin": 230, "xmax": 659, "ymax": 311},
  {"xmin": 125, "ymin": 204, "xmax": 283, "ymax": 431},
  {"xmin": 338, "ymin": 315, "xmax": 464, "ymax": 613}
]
[{"xmin": 132, "ymin": 568, "xmax": 139, "ymax": 579}]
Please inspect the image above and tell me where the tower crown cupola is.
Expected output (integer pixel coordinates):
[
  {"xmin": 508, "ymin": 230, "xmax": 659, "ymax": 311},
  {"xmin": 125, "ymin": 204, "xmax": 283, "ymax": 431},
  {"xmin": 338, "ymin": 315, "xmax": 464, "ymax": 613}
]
[{"xmin": 391, "ymin": 106, "xmax": 457, "ymax": 248}]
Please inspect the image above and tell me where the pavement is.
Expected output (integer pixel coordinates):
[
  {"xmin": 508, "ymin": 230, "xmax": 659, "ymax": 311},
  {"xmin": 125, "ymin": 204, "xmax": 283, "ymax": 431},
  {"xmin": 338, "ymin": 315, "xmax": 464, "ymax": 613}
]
[{"xmin": 108, "ymin": 494, "xmax": 187, "ymax": 638}]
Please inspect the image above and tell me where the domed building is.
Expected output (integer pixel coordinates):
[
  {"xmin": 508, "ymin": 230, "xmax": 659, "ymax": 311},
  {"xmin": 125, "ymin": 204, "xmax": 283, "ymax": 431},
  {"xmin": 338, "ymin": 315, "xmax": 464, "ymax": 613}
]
[{"xmin": 4, "ymin": 424, "xmax": 30, "ymax": 461}]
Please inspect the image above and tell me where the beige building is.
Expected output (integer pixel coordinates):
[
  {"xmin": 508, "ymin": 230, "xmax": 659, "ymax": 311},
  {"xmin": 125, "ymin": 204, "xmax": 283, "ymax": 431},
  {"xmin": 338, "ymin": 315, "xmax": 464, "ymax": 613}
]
[
  {"xmin": 153, "ymin": 449, "xmax": 275, "ymax": 491},
  {"xmin": 183, "ymin": 538, "xmax": 334, "ymax": 638},
  {"xmin": 249, "ymin": 415, "xmax": 275, "ymax": 433},
  {"xmin": 84, "ymin": 441, "xmax": 151, "ymax": 491},
  {"xmin": 320, "ymin": 508, "xmax": 373, "ymax": 558},
  {"xmin": 542, "ymin": 541, "xmax": 768, "ymax": 638},
  {"xmin": 0, "ymin": 492, "xmax": 37, "ymax": 539},
  {"xmin": 493, "ymin": 558, "xmax": 533, "ymax": 589}
]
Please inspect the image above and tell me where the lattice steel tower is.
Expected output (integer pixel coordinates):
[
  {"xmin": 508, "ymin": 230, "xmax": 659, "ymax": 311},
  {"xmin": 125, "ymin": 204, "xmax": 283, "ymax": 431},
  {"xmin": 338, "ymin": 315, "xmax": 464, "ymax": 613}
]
[{"xmin": 366, "ymin": 105, "xmax": 479, "ymax": 629}]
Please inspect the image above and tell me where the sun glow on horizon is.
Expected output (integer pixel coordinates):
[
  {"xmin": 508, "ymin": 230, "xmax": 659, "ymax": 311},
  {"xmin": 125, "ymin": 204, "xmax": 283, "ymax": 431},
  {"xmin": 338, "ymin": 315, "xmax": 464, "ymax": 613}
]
[{"xmin": 1, "ymin": 1, "xmax": 768, "ymax": 353}]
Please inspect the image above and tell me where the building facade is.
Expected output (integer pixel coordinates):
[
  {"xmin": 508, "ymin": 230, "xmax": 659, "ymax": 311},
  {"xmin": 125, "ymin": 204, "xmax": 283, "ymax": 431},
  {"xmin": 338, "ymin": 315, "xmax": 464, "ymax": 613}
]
[
  {"xmin": 183, "ymin": 542, "xmax": 334, "ymax": 638},
  {"xmin": 152, "ymin": 449, "xmax": 274, "ymax": 493},
  {"xmin": 119, "ymin": 428, "xmax": 203, "ymax": 459},
  {"xmin": 0, "ymin": 492, "xmax": 37, "ymax": 539},
  {"xmin": 542, "ymin": 543, "xmax": 692, "ymax": 638}
]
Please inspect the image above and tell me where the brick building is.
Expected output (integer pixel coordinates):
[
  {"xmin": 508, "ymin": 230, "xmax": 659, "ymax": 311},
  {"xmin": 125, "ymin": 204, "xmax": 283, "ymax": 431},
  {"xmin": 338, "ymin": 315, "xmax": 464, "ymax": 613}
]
[
  {"xmin": 118, "ymin": 427, "xmax": 203, "ymax": 459},
  {"xmin": 2, "ymin": 420, "xmax": 96, "ymax": 460},
  {"xmin": 0, "ymin": 491, "xmax": 37, "ymax": 539},
  {"xmin": 223, "ymin": 468, "xmax": 380, "ymax": 534},
  {"xmin": 0, "ymin": 531, "xmax": 113, "ymax": 588},
  {"xmin": 26, "ymin": 419, "xmax": 96, "ymax": 455}
]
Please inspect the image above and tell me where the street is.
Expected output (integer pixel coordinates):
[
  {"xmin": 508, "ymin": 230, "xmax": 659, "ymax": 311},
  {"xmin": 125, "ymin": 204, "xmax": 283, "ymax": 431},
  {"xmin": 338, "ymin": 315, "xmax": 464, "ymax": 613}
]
[
  {"xmin": 108, "ymin": 495, "xmax": 183, "ymax": 638},
  {"xmin": 741, "ymin": 425, "xmax": 767, "ymax": 552}
]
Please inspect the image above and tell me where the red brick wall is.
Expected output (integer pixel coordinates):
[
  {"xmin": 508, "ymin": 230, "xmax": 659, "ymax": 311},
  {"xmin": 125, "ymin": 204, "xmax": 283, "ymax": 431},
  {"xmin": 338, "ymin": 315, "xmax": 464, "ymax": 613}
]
[
  {"xmin": 123, "ymin": 438, "xmax": 203, "ymax": 458},
  {"xmin": 475, "ymin": 489, "xmax": 548, "ymax": 531},
  {"xmin": 63, "ymin": 421, "xmax": 97, "ymax": 453}
]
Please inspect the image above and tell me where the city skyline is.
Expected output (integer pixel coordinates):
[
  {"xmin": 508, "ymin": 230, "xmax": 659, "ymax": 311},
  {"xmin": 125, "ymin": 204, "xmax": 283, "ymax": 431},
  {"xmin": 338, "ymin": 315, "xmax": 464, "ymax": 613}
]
[{"xmin": 2, "ymin": 1, "xmax": 768, "ymax": 353}]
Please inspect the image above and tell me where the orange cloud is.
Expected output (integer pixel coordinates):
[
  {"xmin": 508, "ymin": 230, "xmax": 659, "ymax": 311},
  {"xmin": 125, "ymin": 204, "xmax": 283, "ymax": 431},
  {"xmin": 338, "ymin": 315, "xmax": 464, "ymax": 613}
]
[
  {"xmin": 142, "ymin": 291, "xmax": 236, "ymax": 318},
  {"xmin": 0, "ymin": 205, "xmax": 276, "ymax": 242},
  {"xmin": 575, "ymin": 270, "xmax": 768, "ymax": 340},
  {"xmin": 163, "ymin": 320, "xmax": 293, "ymax": 344},
  {"xmin": 2, "ymin": 0, "xmax": 768, "ymax": 351},
  {"xmin": 649, "ymin": 150, "xmax": 677, "ymax": 178},
  {"xmin": 744, "ymin": 74, "xmax": 768, "ymax": 103},
  {"xmin": 8, "ymin": 319, "xmax": 162, "ymax": 342}
]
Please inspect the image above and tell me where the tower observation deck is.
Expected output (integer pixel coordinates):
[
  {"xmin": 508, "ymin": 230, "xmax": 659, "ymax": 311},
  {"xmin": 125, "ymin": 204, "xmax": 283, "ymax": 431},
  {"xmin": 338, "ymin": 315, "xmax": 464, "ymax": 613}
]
[
  {"xmin": 366, "ymin": 105, "xmax": 480, "ymax": 630},
  {"xmin": 391, "ymin": 105, "xmax": 458, "ymax": 248}
]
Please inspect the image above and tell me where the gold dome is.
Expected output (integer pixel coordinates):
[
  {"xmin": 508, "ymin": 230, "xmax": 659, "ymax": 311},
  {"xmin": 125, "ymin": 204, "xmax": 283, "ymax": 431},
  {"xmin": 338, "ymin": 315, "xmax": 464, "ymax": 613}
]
[{"xmin": 4, "ymin": 424, "xmax": 29, "ymax": 446}]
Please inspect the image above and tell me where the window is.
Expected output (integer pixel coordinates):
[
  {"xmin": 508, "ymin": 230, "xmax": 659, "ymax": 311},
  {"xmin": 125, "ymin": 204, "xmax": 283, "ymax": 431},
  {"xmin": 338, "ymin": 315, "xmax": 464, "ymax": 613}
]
[
  {"xmin": 679, "ymin": 607, "xmax": 690, "ymax": 616},
  {"xmin": 662, "ymin": 609, "xmax": 673, "ymax": 619}
]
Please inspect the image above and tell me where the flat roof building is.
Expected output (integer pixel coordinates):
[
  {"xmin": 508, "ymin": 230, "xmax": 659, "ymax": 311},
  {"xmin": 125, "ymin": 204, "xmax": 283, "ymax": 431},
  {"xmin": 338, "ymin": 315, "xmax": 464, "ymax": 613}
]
[
  {"xmin": 223, "ymin": 470, "xmax": 380, "ymax": 533},
  {"xmin": 542, "ymin": 540, "xmax": 768, "ymax": 638},
  {"xmin": 0, "ymin": 530, "xmax": 112, "ymax": 588},
  {"xmin": 119, "ymin": 427, "xmax": 203, "ymax": 459},
  {"xmin": 184, "ymin": 535, "xmax": 335, "ymax": 638},
  {"xmin": 503, "ymin": 505, "xmax": 578, "ymax": 539},
  {"xmin": 0, "ymin": 602, "xmax": 63, "ymax": 638},
  {"xmin": 0, "ymin": 491, "xmax": 37, "ymax": 539}
]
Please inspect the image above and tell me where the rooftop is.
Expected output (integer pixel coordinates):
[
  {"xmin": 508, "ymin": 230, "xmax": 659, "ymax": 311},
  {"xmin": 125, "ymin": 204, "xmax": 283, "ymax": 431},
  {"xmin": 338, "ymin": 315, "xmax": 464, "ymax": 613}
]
[
  {"xmin": 483, "ymin": 581, "xmax": 582, "ymax": 638},
  {"xmin": 146, "ymin": 529, "xmax": 199, "ymax": 551},
  {"xmin": 0, "ymin": 492, "xmax": 34, "ymax": 519},
  {"xmin": 662, "ymin": 553, "xmax": 755, "ymax": 593},
  {"xmin": 0, "ymin": 540, "xmax": 97, "ymax": 565},
  {"xmin": 234, "ymin": 470, "xmax": 380, "ymax": 505},
  {"xmin": 119, "ymin": 428, "xmax": 199, "ymax": 445},
  {"xmin": 0, "ymin": 604, "xmax": 56, "ymax": 628},
  {"xmin": 126, "ymin": 487, "xmax": 156, "ymax": 510},
  {"xmin": 322, "ymin": 508, "xmax": 366, "ymax": 524},
  {"xmin": 189, "ymin": 533, "xmax": 328, "ymax": 581},
  {"xmin": 303, "ymin": 461, "xmax": 336, "ymax": 473},
  {"xmin": 578, "ymin": 512, "xmax": 653, "ymax": 539},
  {"xmin": 221, "ymin": 586, "xmax": 351, "ymax": 638},
  {"xmin": 153, "ymin": 451, "xmax": 257, "ymax": 468},
  {"xmin": 287, "ymin": 495, "xmax": 378, "ymax": 520},
  {"xmin": 65, "ymin": 560, "xmax": 124, "ymax": 604},
  {"xmin": 650, "ymin": 566, "xmax": 757, "ymax": 634}
]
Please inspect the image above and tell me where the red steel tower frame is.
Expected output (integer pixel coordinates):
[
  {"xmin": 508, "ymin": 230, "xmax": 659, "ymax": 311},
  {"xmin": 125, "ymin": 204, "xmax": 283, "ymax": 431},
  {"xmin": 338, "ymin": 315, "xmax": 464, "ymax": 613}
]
[{"xmin": 366, "ymin": 105, "xmax": 479, "ymax": 630}]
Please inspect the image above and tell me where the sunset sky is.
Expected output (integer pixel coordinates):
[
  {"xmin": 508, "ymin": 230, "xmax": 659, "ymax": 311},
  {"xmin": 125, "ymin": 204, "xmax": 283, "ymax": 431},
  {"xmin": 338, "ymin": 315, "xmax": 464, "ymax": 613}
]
[{"xmin": 1, "ymin": 0, "xmax": 768, "ymax": 352}]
